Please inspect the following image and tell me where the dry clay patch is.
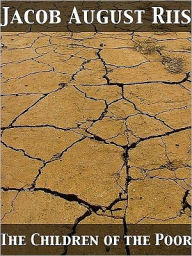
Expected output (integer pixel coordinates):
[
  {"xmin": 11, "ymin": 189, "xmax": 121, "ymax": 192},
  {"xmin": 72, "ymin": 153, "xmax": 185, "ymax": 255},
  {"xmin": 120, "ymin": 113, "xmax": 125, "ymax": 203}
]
[{"xmin": 1, "ymin": 32, "xmax": 191, "ymax": 230}]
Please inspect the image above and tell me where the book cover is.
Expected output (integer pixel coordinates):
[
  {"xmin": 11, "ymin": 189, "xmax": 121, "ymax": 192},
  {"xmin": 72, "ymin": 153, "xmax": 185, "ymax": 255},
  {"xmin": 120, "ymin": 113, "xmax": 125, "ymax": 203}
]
[{"xmin": 1, "ymin": 1, "xmax": 191, "ymax": 255}]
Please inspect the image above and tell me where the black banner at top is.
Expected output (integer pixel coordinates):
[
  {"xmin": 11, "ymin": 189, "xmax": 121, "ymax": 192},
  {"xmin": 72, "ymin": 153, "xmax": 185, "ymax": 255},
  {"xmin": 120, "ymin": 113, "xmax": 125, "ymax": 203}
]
[{"xmin": 1, "ymin": 1, "xmax": 191, "ymax": 32}]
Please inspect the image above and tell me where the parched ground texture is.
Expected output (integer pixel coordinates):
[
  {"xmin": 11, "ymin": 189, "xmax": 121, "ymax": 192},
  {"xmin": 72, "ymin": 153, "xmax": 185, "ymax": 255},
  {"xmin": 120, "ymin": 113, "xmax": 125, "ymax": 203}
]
[{"xmin": 1, "ymin": 32, "xmax": 191, "ymax": 227}]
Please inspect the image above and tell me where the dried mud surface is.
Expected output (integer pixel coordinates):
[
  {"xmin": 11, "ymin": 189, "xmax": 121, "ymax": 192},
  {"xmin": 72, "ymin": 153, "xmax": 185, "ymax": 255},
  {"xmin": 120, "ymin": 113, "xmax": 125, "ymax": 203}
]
[{"xmin": 1, "ymin": 32, "xmax": 191, "ymax": 228}]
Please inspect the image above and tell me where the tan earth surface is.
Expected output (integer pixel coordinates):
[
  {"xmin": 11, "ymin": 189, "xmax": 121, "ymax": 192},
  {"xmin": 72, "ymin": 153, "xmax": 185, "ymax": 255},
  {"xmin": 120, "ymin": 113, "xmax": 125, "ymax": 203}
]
[{"xmin": 1, "ymin": 32, "xmax": 191, "ymax": 227}]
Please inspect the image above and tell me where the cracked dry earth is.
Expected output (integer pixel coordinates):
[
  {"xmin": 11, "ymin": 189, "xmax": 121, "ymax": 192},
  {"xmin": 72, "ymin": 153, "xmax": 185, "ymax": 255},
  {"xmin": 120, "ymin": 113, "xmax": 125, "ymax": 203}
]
[{"xmin": 1, "ymin": 32, "xmax": 191, "ymax": 231}]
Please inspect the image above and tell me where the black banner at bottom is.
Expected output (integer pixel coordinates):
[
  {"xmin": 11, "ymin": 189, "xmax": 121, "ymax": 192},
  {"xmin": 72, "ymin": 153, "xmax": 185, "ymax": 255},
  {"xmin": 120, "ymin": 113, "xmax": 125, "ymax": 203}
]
[{"xmin": 1, "ymin": 224, "xmax": 191, "ymax": 255}]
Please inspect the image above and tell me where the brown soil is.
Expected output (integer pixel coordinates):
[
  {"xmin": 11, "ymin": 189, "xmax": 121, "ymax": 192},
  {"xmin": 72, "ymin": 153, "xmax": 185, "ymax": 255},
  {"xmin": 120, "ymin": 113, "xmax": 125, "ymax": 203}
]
[{"xmin": 1, "ymin": 32, "xmax": 191, "ymax": 226}]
